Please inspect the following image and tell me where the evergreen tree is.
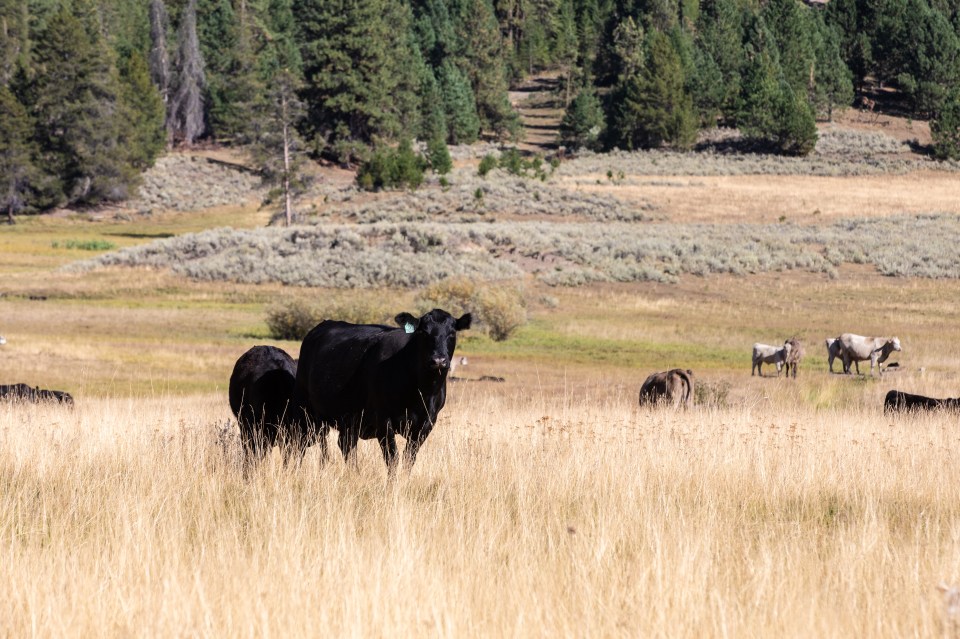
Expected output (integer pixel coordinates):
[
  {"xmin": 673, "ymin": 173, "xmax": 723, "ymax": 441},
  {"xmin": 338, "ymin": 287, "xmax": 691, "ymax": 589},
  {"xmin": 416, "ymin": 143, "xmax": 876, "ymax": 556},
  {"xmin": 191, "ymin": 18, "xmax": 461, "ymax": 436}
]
[
  {"xmin": 763, "ymin": 0, "xmax": 817, "ymax": 98},
  {"xmin": 294, "ymin": 0, "xmax": 420, "ymax": 161},
  {"xmin": 559, "ymin": 87, "xmax": 604, "ymax": 149},
  {"xmin": 118, "ymin": 51, "xmax": 167, "ymax": 170},
  {"xmin": 454, "ymin": 0, "xmax": 519, "ymax": 139},
  {"xmin": 27, "ymin": 8, "xmax": 138, "ymax": 205},
  {"xmin": 0, "ymin": 0, "xmax": 29, "ymax": 86},
  {"xmin": 196, "ymin": 0, "xmax": 246, "ymax": 140},
  {"xmin": 426, "ymin": 134, "xmax": 453, "ymax": 174},
  {"xmin": 251, "ymin": 68, "xmax": 309, "ymax": 226},
  {"xmin": 608, "ymin": 31, "xmax": 696, "ymax": 150},
  {"xmin": 439, "ymin": 60, "xmax": 481, "ymax": 144},
  {"xmin": 0, "ymin": 85, "xmax": 36, "ymax": 223},
  {"xmin": 931, "ymin": 90, "xmax": 960, "ymax": 160},
  {"xmin": 811, "ymin": 18, "xmax": 853, "ymax": 121},
  {"xmin": 169, "ymin": 0, "xmax": 206, "ymax": 144},
  {"xmin": 691, "ymin": 0, "xmax": 743, "ymax": 124}
]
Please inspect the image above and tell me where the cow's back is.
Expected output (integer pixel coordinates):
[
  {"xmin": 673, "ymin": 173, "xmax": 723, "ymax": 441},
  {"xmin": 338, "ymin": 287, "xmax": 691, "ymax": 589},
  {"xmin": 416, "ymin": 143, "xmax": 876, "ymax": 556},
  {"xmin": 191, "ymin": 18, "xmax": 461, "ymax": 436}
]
[
  {"xmin": 229, "ymin": 345, "xmax": 298, "ymax": 424},
  {"xmin": 296, "ymin": 320, "xmax": 398, "ymax": 420}
]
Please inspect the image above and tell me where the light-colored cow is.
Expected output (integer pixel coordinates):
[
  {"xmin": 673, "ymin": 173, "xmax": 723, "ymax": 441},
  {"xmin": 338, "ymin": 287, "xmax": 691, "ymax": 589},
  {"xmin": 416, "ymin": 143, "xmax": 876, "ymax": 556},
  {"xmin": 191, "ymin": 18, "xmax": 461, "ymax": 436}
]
[
  {"xmin": 824, "ymin": 338, "xmax": 843, "ymax": 373},
  {"xmin": 783, "ymin": 337, "xmax": 803, "ymax": 379},
  {"xmin": 449, "ymin": 355, "xmax": 468, "ymax": 375},
  {"xmin": 838, "ymin": 333, "xmax": 901, "ymax": 376},
  {"xmin": 752, "ymin": 342, "xmax": 790, "ymax": 377},
  {"xmin": 0, "ymin": 335, "xmax": 6, "ymax": 346}
]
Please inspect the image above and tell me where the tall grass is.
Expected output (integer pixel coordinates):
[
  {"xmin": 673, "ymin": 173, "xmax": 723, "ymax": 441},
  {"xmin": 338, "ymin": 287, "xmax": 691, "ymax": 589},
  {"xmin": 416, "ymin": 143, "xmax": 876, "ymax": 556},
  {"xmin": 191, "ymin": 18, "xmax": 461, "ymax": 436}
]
[{"xmin": 2, "ymin": 390, "xmax": 958, "ymax": 637}]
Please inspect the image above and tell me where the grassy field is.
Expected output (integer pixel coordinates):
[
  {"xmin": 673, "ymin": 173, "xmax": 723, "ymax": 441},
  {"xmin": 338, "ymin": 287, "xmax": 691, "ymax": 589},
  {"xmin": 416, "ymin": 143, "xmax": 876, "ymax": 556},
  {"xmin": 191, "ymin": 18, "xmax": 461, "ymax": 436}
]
[{"xmin": 3, "ymin": 138, "xmax": 960, "ymax": 635}]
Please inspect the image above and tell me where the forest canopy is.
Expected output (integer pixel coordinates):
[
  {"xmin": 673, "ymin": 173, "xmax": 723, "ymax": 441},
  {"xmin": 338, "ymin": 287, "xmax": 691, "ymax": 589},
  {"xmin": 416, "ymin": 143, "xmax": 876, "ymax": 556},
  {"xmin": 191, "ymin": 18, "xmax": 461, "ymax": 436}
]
[{"xmin": 2, "ymin": 0, "xmax": 960, "ymax": 215}]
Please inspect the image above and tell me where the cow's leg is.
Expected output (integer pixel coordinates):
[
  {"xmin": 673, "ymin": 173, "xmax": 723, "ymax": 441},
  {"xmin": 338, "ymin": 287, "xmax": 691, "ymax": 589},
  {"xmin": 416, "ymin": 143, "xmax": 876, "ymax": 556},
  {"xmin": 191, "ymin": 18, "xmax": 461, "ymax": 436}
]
[
  {"xmin": 338, "ymin": 417, "xmax": 360, "ymax": 466},
  {"xmin": 403, "ymin": 422, "xmax": 432, "ymax": 469},
  {"xmin": 751, "ymin": 359, "xmax": 757, "ymax": 376},
  {"xmin": 776, "ymin": 362, "xmax": 782, "ymax": 378},
  {"xmin": 378, "ymin": 430, "xmax": 399, "ymax": 474}
]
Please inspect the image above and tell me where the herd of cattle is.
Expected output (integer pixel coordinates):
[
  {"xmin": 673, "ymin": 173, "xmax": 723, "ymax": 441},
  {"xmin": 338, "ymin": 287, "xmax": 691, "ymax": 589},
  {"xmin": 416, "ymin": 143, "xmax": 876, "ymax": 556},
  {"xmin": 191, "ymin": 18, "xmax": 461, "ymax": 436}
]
[{"xmin": 0, "ymin": 316, "xmax": 955, "ymax": 469}]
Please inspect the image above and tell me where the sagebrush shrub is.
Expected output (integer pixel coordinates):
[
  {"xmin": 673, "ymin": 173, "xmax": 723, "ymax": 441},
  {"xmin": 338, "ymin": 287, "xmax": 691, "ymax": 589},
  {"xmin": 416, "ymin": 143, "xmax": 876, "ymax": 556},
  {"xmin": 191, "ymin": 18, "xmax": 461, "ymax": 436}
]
[{"xmin": 417, "ymin": 276, "xmax": 527, "ymax": 341}]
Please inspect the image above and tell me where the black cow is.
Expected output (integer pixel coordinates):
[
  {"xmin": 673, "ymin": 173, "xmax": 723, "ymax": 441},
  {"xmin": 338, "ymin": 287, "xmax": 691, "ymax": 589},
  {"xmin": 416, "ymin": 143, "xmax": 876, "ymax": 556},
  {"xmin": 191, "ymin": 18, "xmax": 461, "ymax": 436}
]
[
  {"xmin": 0, "ymin": 383, "xmax": 74, "ymax": 405},
  {"xmin": 295, "ymin": 309, "xmax": 471, "ymax": 470},
  {"xmin": 229, "ymin": 345, "xmax": 300, "ymax": 464},
  {"xmin": 884, "ymin": 389, "xmax": 960, "ymax": 413}
]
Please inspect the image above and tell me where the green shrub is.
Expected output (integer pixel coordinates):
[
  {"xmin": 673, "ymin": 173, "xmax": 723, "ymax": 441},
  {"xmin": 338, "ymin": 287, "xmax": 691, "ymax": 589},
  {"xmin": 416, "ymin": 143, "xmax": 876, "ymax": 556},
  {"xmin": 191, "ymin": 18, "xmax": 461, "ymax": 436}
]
[
  {"xmin": 559, "ymin": 89, "xmax": 605, "ymax": 150},
  {"xmin": 52, "ymin": 239, "xmax": 117, "ymax": 251},
  {"xmin": 356, "ymin": 139, "xmax": 427, "ymax": 191},
  {"xmin": 266, "ymin": 299, "xmax": 318, "ymax": 340},
  {"xmin": 478, "ymin": 154, "xmax": 498, "ymax": 177},
  {"xmin": 417, "ymin": 276, "xmax": 526, "ymax": 341}
]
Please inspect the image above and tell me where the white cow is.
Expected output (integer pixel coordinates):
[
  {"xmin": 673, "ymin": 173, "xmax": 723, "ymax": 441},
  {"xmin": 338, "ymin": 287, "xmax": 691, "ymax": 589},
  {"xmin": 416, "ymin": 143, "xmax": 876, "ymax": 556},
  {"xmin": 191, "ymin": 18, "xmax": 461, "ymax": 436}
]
[
  {"xmin": 838, "ymin": 333, "xmax": 901, "ymax": 376},
  {"xmin": 0, "ymin": 335, "xmax": 6, "ymax": 346},
  {"xmin": 752, "ymin": 342, "xmax": 791, "ymax": 377},
  {"xmin": 825, "ymin": 338, "xmax": 843, "ymax": 373}
]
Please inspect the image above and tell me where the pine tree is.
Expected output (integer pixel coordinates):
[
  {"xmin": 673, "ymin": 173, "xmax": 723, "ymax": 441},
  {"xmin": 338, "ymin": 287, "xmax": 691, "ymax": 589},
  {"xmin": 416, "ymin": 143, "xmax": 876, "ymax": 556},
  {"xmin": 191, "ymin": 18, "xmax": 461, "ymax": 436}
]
[
  {"xmin": 169, "ymin": 0, "xmax": 206, "ymax": 144},
  {"xmin": 693, "ymin": 0, "xmax": 744, "ymax": 122},
  {"xmin": 931, "ymin": 90, "xmax": 960, "ymax": 160},
  {"xmin": 0, "ymin": 0, "xmax": 29, "ymax": 86},
  {"xmin": 119, "ymin": 52, "xmax": 166, "ymax": 170},
  {"xmin": 763, "ymin": 0, "xmax": 817, "ymax": 98},
  {"xmin": 454, "ymin": 0, "xmax": 519, "ymax": 139},
  {"xmin": 0, "ymin": 85, "xmax": 36, "ymax": 223},
  {"xmin": 439, "ymin": 60, "xmax": 481, "ymax": 144},
  {"xmin": 28, "ymin": 8, "xmax": 138, "ymax": 206},
  {"xmin": 559, "ymin": 87, "xmax": 604, "ymax": 149},
  {"xmin": 251, "ymin": 68, "xmax": 309, "ymax": 226},
  {"xmin": 608, "ymin": 31, "xmax": 696, "ymax": 150},
  {"xmin": 811, "ymin": 18, "xmax": 853, "ymax": 121},
  {"xmin": 294, "ymin": 0, "xmax": 420, "ymax": 161}
]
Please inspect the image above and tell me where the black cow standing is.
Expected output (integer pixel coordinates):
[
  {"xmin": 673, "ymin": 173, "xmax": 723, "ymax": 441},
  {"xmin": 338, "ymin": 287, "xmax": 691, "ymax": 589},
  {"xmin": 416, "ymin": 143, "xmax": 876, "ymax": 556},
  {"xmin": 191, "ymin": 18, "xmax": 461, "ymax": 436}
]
[
  {"xmin": 229, "ymin": 345, "xmax": 301, "ymax": 464},
  {"xmin": 295, "ymin": 309, "xmax": 471, "ymax": 470},
  {"xmin": 884, "ymin": 389, "xmax": 960, "ymax": 413}
]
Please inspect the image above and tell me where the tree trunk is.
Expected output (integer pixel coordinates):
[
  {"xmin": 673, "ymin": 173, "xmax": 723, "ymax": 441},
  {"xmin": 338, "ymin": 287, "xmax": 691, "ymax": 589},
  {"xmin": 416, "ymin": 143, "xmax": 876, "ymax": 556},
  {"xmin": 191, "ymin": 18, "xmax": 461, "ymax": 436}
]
[{"xmin": 282, "ymin": 93, "xmax": 292, "ymax": 226}]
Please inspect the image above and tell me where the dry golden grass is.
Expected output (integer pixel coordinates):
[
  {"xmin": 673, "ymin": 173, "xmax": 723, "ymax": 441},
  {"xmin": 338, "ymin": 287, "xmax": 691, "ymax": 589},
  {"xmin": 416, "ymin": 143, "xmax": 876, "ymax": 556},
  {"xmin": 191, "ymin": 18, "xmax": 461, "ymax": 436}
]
[
  {"xmin": 3, "ymin": 387, "xmax": 960, "ymax": 637},
  {"xmin": 559, "ymin": 170, "xmax": 960, "ymax": 224}
]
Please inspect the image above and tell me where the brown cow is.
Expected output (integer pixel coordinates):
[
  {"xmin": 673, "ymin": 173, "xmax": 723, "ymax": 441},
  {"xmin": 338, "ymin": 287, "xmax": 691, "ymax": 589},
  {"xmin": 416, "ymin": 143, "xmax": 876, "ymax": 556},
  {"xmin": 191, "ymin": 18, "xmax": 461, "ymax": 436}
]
[
  {"xmin": 639, "ymin": 369, "xmax": 694, "ymax": 408},
  {"xmin": 784, "ymin": 337, "xmax": 804, "ymax": 379}
]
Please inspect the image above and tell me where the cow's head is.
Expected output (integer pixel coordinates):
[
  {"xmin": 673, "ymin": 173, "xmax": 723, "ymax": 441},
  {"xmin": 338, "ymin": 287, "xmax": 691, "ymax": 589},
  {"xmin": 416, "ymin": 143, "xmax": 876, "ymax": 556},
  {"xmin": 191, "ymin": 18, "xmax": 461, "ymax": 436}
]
[
  {"xmin": 395, "ymin": 309, "xmax": 472, "ymax": 374},
  {"xmin": 889, "ymin": 337, "xmax": 902, "ymax": 352}
]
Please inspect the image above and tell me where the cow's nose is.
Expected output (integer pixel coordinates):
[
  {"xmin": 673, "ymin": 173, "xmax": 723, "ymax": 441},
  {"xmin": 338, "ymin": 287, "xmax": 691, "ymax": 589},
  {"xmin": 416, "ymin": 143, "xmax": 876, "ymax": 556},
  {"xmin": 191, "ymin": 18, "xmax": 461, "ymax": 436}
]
[{"xmin": 433, "ymin": 357, "xmax": 449, "ymax": 370}]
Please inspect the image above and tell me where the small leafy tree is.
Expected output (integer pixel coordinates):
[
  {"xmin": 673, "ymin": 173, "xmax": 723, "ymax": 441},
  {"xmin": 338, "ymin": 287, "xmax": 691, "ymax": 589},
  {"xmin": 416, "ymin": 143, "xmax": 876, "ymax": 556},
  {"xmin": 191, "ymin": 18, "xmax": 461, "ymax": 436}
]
[{"xmin": 559, "ymin": 88, "xmax": 604, "ymax": 150}]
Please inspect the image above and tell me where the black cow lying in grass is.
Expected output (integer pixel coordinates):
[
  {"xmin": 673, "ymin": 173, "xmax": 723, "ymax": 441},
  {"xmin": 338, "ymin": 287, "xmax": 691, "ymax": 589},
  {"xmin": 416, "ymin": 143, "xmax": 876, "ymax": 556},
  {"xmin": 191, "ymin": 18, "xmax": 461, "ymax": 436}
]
[
  {"xmin": 296, "ymin": 309, "xmax": 471, "ymax": 470},
  {"xmin": 229, "ymin": 345, "xmax": 300, "ymax": 465},
  {"xmin": 883, "ymin": 390, "xmax": 960, "ymax": 413},
  {"xmin": 0, "ymin": 383, "xmax": 74, "ymax": 405}
]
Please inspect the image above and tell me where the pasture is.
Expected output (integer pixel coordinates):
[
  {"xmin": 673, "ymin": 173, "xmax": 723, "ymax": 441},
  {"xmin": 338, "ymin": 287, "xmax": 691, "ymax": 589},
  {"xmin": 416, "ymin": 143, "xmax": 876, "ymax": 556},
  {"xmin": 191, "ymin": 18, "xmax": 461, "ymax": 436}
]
[{"xmin": 3, "ymin": 136, "xmax": 960, "ymax": 636}]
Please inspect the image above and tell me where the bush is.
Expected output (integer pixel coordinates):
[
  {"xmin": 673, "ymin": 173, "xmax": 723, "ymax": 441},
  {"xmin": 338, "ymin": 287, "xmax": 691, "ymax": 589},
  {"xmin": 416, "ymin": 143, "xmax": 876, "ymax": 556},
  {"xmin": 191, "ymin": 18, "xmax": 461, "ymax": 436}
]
[
  {"xmin": 266, "ymin": 299, "xmax": 318, "ymax": 340},
  {"xmin": 478, "ymin": 154, "xmax": 498, "ymax": 177},
  {"xmin": 417, "ymin": 276, "xmax": 527, "ymax": 341},
  {"xmin": 266, "ymin": 297, "xmax": 395, "ymax": 340},
  {"xmin": 52, "ymin": 239, "xmax": 117, "ymax": 251},
  {"xmin": 356, "ymin": 139, "xmax": 427, "ymax": 191}
]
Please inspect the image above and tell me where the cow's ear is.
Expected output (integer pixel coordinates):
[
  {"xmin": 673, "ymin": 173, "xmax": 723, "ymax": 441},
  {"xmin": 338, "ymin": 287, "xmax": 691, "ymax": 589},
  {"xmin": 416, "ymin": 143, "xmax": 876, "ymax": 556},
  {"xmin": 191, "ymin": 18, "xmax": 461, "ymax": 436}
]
[
  {"xmin": 395, "ymin": 312, "xmax": 420, "ymax": 333},
  {"xmin": 455, "ymin": 313, "xmax": 472, "ymax": 331}
]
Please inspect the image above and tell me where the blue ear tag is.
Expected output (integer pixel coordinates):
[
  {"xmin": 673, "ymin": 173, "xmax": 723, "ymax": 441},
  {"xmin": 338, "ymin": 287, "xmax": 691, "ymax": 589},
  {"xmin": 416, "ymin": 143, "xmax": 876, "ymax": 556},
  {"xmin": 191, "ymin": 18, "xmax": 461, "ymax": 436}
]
[{"xmin": 404, "ymin": 323, "xmax": 415, "ymax": 334}]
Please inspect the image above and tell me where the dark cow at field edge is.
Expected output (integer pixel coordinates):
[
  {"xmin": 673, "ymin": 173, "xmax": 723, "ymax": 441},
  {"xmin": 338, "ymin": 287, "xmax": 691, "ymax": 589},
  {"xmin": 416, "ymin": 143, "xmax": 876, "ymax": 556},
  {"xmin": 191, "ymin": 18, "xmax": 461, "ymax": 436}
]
[
  {"xmin": 639, "ymin": 369, "xmax": 694, "ymax": 408},
  {"xmin": 0, "ymin": 383, "xmax": 74, "ymax": 405},
  {"xmin": 229, "ymin": 345, "xmax": 300, "ymax": 465},
  {"xmin": 295, "ymin": 309, "xmax": 471, "ymax": 470},
  {"xmin": 883, "ymin": 390, "xmax": 960, "ymax": 413}
]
